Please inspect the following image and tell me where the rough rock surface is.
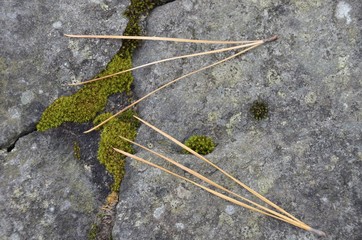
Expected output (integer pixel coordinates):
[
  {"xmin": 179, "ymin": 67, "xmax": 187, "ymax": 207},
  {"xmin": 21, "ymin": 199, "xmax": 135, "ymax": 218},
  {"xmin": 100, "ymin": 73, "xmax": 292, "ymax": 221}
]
[
  {"xmin": 113, "ymin": 0, "xmax": 362, "ymax": 239},
  {"xmin": 0, "ymin": 0, "xmax": 129, "ymax": 148},
  {"xmin": 0, "ymin": 129, "xmax": 101, "ymax": 239},
  {"xmin": 1, "ymin": 0, "xmax": 130, "ymax": 239}
]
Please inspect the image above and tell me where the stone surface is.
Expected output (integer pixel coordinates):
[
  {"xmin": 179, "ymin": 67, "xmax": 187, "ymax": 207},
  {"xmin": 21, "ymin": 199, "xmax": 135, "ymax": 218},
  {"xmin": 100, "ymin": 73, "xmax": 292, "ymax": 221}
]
[
  {"xmin": 0, "ymin": 130, "xmax": 101, "ymax": 239},
  {"xmin": 0, "ymin": 0, "xmax": 131, "ymax": 239},
  {"xmin": 113, "ymin": 0, "xmax": 362, "ymax": 239},
  {"xmin": 0, "ymin": 0, "xmax": 129, "ymax": 148}
]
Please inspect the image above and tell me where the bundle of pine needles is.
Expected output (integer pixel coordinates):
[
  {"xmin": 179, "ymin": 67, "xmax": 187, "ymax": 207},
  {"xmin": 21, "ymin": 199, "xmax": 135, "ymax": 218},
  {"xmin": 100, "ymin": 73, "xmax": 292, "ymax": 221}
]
[
  {"xmin": 66, "ymin": 33, "xmax": 325, "ymax": 236},
  {"xmin": 64, "ymin": 34, "xmax": 277, "ymax": 133},
  {"xmin": 114, "ymin": 116, "xmax": 325, "ymax": 236}
]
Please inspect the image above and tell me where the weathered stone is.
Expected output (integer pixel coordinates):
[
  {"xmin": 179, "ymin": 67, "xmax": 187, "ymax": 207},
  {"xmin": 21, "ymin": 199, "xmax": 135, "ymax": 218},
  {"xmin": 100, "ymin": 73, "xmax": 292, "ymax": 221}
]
[
  {"xmin": 1, "ymin": 0, "xmax": 131, "ymax": 239},
  {"xmin": 0, "ymin": 130, "xmax": 101, "ymax": 239},
  {"xmin": 0, "ymin": 0, "xmax": 129, "ymax": 148},
  {"xmin": 113, "ymin": 0, "xmax": 362, "ymax": 239}
]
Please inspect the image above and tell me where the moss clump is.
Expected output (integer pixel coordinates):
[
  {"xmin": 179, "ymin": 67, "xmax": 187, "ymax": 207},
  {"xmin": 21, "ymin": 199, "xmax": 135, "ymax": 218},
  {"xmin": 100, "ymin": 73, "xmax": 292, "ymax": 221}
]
[
  {"xmin": 97, "ymin": 110, "xmax": 138, "ymax": 192},
  {"xmin": 183, "ymin": 135, "xmax": 216, "ymax": 155},
  {"xmin": 250, "ymin": 100, "xmax": 269, "ymax": 120},
  {"xmin": 36, "ymin": 53, "xmax": 133, "ymax": 131}
]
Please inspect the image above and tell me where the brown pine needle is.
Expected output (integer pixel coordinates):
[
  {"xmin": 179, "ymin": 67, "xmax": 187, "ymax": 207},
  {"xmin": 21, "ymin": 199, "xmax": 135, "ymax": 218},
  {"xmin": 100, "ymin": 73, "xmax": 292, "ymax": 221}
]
[
  {"xmin": 118, "ymin": 136, "xmax": 309, "ymax": 228},
  {"xmin": 69, "ymin": 42, "xmax": 262, "ymax": 86},
  {"xmin": 112, "ymin": 147, "xmax": 313, "ymax": 232},
  {"xmin": 133, "ymin": 115, "xmax": 304, "ymax": 224},
  {"xmin": 132, "ymin": 116, "xmax": 326, "ymax": 236},
  {"xmin": 85, "ymin": 43, "xmax": 263, "ymax": 133},
  {"xmin": 65, "ymin": 34, "xmax": 260, "ymax": 45}
]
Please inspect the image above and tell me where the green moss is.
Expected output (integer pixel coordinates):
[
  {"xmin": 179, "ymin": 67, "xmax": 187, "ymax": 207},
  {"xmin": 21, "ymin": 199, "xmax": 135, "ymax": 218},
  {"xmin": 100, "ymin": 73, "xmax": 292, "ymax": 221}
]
[
  {"xmin": 73, "ymin": 141, "xmax": 81, "ymax": 160},
  {"xmin": 97, "ymin": 112, "xmax": 137, "ymax": 191},
  {"xmin": 88, "ymin": 223, "xmax": 98, "ymax": 240},
  {"xmin": 125, "ymin": 0, "xmax": 155, "ymax": 17},
  {"xmin": 117, "ymin": 109, "xmax": 141, "ymax": 129},
  {"xmin": 93, "ymin": 113, "xmax": 114, "ymax": 129},
  {"xmin": 250, "ymin": 100, "xmax": 269, "ymax": 120},
  {"xmin": 183, "ymin": 135, "xmax": 216, "ymax": 155},
  {"xmin": 121, "ymin": 0, "xmax": 155, "ymax": 52},
  {"xmin": 37, "ymin": 52, "xmax": 133, "ymax": 131},
  {"xmin": 35, "ymin": 1, "xmax": 169, "ymax": 239}
]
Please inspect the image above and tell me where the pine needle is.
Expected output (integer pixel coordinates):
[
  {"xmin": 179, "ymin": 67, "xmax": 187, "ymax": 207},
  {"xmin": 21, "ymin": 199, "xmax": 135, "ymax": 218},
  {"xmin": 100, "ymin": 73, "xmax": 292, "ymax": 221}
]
[
  {"xmin": 118, "ymin": 136, "xmax": 311, "ymax": 228},
  {"xmin": 65, "ymin": 34, "xmax": 260, "ymax": 45},
  {"xmin": 84, "ymin": 43, "xmax": 263, "ymax": 133},
  {"xmin": 65, "ymin": 32, "xmax": 325, "ymax": 236},
  {"xmin": 133, "ymin": 115, "xmax": 302, "ymax": 222},
  {"xmin": 69, "ymin": 42, "xmax": 262, "ymax": 86},
  {"xmin": 131, "ymin": 116, "xmax": 326, "ymax": 237},
  {"xmin": 113, "ymin": 146, "xmax": 325, "ymax": 235}
]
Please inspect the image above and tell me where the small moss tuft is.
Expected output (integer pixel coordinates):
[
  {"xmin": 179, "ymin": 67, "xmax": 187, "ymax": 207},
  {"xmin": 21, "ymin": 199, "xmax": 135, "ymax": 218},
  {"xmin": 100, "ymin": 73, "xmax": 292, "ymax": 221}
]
[
  {"xmin": 250, "ymin": 100, "xmax": 269, "ymax": 120},
  {"xmin": 73, "ymin": 141, "xmax": 81, "ymax": 160},
  {"xmin": 183, "ymin": 135, "xmax": 216, "ymax": 155},
  {"xmin": 88, "ymin": 223, "xmax": 98, "ymax": 240}
]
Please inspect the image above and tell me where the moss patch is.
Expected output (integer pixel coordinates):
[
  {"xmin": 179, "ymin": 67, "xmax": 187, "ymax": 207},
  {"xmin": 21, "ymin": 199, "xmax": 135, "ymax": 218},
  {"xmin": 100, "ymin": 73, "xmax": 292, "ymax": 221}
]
[
  {"xmin": 36, "ymin": 53, "xmax": 133, "ymax": 131},
  {"xmin": 96, "ymin": 111, "xmax": 138, "ymax": 191},
  {"xmin": 183, "ymin": 135, "xmax": 216, "ymax": 155},
  {"xmin": 36, "ymin": 1, "xmax": 171, "ymax": 238},
  {"xmin": 250, "ymin": 100, "xmax": 269, "ymax": 120},
  {"xmin": 73, "ymin": 141, "xmax": 81, "ymax": 160},
  {"xmin": 88, "ymin": 224, "xmax": 98, "ymax": 240}
]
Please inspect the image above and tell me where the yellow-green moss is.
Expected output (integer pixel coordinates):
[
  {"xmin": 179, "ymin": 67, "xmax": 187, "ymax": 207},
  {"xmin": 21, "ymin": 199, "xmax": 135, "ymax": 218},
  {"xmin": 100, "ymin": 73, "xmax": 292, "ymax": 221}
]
[
  {"xmin": 122, "ymin": 0, "xmax": 155, "ymax": 51},
  {"xmin": 92, "ymin": 113, "xmax": 114, "ymax": 129},
  {"xmin": 73, "ymin": 141, "xmax": 81, "ymax": 160},
  {"xmin": 97, "ymin": 111, "xmax": 137, "ymax": 191},
  {"xmin": 34, "ymin": 1, "xmax": 170, "ymax": 239},
  {"xmin": 88, "ymin": 223, "xmax": 98, "ymax": 240},
  {"xmin": 37, "ymin": 52, "xmax": 133, "ymax": 131},
  {"xmin": 183, "ymin": 135, "xmax": 216, "ymax": 155}
]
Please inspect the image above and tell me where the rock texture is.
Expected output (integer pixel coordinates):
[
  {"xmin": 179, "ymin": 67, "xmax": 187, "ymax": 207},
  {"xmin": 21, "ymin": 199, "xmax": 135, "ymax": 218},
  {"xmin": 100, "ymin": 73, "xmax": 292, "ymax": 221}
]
[
  {"xmin": 0, "ymin": 0, "xmax": 129, "ymax": 148},
  {"xmin": 1, "ymin": 0, "xmax": 130, "ymax": 239},
  {"xmin": 0, "ymin": 129, "xmax": 101, "ymax": 239},
  {"xmin": 113, "ymin": 0, "xmax": 362, "ymax": 239}
]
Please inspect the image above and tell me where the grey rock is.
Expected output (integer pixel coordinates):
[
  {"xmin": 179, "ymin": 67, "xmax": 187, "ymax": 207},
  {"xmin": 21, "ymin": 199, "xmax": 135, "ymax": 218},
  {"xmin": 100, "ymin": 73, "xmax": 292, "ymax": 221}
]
[
  {"xmin": 0, "ymin": 0, "xmax": 131, "ymax": 239},
  {"xmin": 0, "ymin": 130, "xmax": 101, "ymax": 239},
  {"xmin": 113, "ymin": 0, "xmax": 362, "ymax": 239},
  {"xmin": 0, "ymin": 0, "xmax": 129, "ymax": 148}
]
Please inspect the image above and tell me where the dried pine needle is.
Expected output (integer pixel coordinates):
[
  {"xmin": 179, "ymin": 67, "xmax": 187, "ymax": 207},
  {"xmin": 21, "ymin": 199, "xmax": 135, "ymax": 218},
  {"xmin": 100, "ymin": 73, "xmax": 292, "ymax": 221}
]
[
  {"xmin": 131, "ymin": 116, "xmax": 326, "ymax": 236},
  {"xmin": 65, "ymin": 34, "xmax": 275, "ymax": 132},
  {"xmin": 113, "ymin": 146, "xmax": 325, "ymax": 236},
  {"xmin": 118, "ymin": 136, "xmax": 310, "ymax": 229},
  {"xmin": 133, "ymin": 115, "xmax": 301, "ymax": 222},
  {"xmin": 85, "ymin": 43, "xmax": 263, "ymax": 133},
  {"xmin": 65, "ymin": 33, "xmax": 325, "ymax": 236},
  {"xmin": 69, "ymin": 42, "xmax": 262, "ymax": 86},
  {"xmin": 65, "ymin": 34, "xmax": 259, "ymax": 45}
]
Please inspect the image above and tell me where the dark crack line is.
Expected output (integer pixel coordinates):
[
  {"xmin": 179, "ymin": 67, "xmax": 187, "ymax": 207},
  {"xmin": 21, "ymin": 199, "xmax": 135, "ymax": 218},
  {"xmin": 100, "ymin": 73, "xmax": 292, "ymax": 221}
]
[{"xmin": 6, "ymin": 127, "xmax": 37, "ymax": 152}]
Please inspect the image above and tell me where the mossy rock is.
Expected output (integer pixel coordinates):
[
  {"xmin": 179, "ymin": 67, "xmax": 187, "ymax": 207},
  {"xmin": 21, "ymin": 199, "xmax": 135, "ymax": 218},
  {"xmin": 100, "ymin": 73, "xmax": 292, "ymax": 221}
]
[
  {"xmin": 183, "ymin": 135, "xmax": 216, "ymax": 155},
  {"xmin": 36, "ymin": 53, "xmax": 133, "ymax": 132}
]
